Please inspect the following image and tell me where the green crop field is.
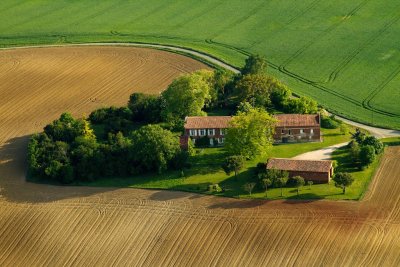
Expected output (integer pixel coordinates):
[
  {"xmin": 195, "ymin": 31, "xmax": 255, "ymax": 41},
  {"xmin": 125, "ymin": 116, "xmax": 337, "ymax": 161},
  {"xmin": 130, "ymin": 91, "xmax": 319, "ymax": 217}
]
[{"xmin": 1, "ymin": 0, "xmax": 399, "ymax": 129}]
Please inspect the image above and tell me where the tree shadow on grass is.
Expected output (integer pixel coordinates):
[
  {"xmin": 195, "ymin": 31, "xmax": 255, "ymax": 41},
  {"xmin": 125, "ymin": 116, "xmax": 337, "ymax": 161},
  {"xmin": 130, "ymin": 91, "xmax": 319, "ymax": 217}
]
[
  {"xmin": 189, "ymin": 148, "xmax": 228, "ymax": 175},
  {"xmin": 0, "ymin": 136, "xmax": 116, "ymax": 204}
]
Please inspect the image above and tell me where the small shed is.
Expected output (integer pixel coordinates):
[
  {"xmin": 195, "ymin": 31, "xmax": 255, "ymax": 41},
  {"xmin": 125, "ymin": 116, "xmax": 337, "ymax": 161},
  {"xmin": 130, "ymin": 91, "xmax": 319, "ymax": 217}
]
[{"xmin": 266, "ymin": 158, "xmax": 333, "ymax": 183}]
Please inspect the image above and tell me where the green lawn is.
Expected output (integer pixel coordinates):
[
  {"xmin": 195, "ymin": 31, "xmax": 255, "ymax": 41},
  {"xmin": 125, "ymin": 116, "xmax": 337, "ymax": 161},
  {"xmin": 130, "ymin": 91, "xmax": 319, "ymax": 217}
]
[
  {"xmin": 0, "ymin": 0, "xmax": 399, "ymax": 129},
  {"xmin": 83, "ymin": 126, "xmax": 380, "ymax": 200}
]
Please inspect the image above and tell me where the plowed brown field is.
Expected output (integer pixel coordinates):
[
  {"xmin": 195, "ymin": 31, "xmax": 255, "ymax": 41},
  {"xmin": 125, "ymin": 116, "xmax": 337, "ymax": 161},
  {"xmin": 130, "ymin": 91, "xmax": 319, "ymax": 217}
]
[{"xmin": 0, "ymin": 46, "xmax": 399, "ymax": 267}]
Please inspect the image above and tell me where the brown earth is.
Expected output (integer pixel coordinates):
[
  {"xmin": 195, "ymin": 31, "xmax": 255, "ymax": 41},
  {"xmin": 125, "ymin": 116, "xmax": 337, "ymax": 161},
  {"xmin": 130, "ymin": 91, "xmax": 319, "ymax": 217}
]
[{"xmin": 0, "ymin": 46, "xmax": 400, "ymax": 266}]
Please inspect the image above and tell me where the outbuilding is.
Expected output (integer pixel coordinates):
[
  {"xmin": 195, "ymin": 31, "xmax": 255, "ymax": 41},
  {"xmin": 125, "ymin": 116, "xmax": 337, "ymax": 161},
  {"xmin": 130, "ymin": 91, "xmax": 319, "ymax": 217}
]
[{"xmin": 266, "ymin": 158, "xmax": 333, "ymax": 183}]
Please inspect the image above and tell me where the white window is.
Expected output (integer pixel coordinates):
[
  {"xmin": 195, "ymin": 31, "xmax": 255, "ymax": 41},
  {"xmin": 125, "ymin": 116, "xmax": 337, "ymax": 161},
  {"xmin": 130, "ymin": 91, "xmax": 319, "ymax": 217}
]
[
  {"xmin": 288, "ymin": 130, "xmax": 292, "ymax": 135},
  {"xmin": 209, "ymin": 139, "xmax": 214, "ymax": 146},
  {"xmin": 199, "ymin": 129, "xmax": 206, "ymax": 136},
  {"xmin": 189, "ymin": 129, "xmax": 197, "ymax": 136},
  {"xmin": 310, "ymin": 129, "xmax": 314, "ymax": 134},
  {"xmin": 220, "ymin": 129, "xmax": 226, "ymax": 136},
  {"xmin": 300, "ymin": 129, "xmax": 304, "ymax": 134},
  {"xmin": 208, "ymin": 129, "xmax": 215, "ymax": 136},
  {"xmin": 221, "ymin": 138, "xmax": 225, "ymax": 144}
]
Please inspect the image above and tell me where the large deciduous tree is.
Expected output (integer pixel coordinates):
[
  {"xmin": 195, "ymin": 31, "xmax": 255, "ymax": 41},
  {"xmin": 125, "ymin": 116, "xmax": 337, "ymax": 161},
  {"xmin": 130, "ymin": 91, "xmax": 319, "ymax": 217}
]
[
  {"xmin": 359, "ymin": 145, "xmax": 376, "ymax": 167},
  {"xmin": 130, "ymin": 124, "xmax": 181, "ymax": 173},
  {"xmin": 225, "ymin": 107, "xmax": 276, "ymax": 158},
  {"xmin": 161, "ymin": 70, "xmax": 213, "ymax": 122},
  {"xmin": 235, "ymin": 74, "xmax": 274, "ymax": 108}
]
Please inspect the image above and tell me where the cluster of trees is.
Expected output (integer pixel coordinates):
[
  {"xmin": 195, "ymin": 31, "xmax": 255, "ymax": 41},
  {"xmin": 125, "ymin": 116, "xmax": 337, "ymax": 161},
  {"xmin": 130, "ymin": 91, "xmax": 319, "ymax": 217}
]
[
  {"xmin": 28, "ymin": 113, "xmax": 186, "ymax": 184},
  {"xmin": 254, "ymin": 165, "xmax": 309, "ymax": 197},
  {"xmin": 349, "ymin": 129, "xmax": 384, "ymax": 169},
  {"xmin": 235, "ymin": 55, "xmax": 318, "ymax": 114}
]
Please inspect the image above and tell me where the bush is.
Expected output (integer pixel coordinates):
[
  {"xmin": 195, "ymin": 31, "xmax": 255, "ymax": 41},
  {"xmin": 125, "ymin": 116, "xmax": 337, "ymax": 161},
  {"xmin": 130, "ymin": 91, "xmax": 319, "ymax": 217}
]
[
  {"xmin": 284, "ymin": 96, "xmax": 318, "ymax": 114},
  {"xmin": 208, "ymin": 184, "xmax": 222, "ymax": 193},
  {"xmin": 321, "ymin": 116, "xmax": 340, "ymax": 129}
]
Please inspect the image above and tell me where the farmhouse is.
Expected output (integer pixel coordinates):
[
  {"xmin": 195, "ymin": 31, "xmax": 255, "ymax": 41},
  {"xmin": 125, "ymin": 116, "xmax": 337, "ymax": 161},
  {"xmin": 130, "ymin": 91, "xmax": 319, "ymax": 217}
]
[
  {"xmin": 274, "ymin": 114, "xmax": 321, "ymax": 143},
  {"xmin": 266, "ymin": 158, "xmax": 334, "ymax": 183},
  {"xmin": 182, "ymin": 116, "xmax": 231, "ymax": 146},
  {"xmin": 182, "ymin": 114, "xmax": 321, "ymax": 147}
]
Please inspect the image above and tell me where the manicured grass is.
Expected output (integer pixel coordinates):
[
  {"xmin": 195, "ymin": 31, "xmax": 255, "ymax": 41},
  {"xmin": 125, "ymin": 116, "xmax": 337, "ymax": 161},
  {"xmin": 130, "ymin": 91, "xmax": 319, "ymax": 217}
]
[
  {"xmin": 84, "ymin": 126, "xmax": 377, "ymax": 200},
  {"xmin": 0, "ymin": 1, "xmax": 399, "ymax": 129}
]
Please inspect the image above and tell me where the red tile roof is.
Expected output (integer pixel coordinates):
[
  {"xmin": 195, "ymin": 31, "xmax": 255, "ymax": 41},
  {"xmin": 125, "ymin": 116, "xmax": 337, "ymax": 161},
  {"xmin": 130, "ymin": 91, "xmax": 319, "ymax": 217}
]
[
  {"xmin": 184, "ymin": 116, "xmax": 231, "ymax": 129},
  {"xmin": 274, "ymin": 114, "xmax": 320, "ymax": 127},
  {"xmin": 266, "ymin": 158, "xmax": 332, "ymax": 173}
]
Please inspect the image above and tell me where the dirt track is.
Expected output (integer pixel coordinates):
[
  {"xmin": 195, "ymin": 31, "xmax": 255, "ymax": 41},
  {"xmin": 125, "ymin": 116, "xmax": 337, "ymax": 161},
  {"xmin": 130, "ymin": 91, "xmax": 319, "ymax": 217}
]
[{"xmin": 0, "ymin": 47, "xmax": 400, "ymax": 266}]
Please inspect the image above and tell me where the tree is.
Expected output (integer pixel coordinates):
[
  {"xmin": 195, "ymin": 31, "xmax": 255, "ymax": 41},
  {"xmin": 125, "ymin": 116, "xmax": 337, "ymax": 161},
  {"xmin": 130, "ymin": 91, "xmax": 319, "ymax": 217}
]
[
  {"xmin": 243, "ymin": 182, "xmax": 256, "ymax": 196},
  {"xmin": 161, "ymin": 70, "xmax": 213, "ymax": 121},
  {"xmin": 362, "ymin": 136, "xmax": 384, "ymax": 154},
  {"xmin": 262, "ymin": 178, "xmax": 272, "ymax": 198},
  {"xmin": 349, "ymin": 140, "xmax": 360, "ymax": 164},
  {"xmin": 44, "ymin": 113, "xmax": 91, "ymax": 143},
  {"xmin": 225, "ymin": 107, "xmax": 276, "ymax": 158},
  {"xmin": 212, "ymin": 69, "xmax": 234, "ymax": 106},
  {"xmin": 242, "ymin": 54, "xmax": 267, "ymax": 75},
  {"xmin": 284, "ymin": 96, "xmax": 318, "ymax": 114},
  {"xmin": 270, "ymin": 80, "xmax": 292, "ymax": 109},
  {"xmin": 130, "ymin": 125, "xmax": 181, "ymax": 173},
  {"xmin": 70, "ymin": 135, "xmax": 102, "ymax": 181},
  {"xmin": 235, "ymin": 74, "xmax": 273, "ymax": 108},
  {"xmin": 359, "ymin": 145, "xmax": 376, "ymax": 167},
  {"xmin": 292, "ymin": 176, "xmax": 305, "ymax": 195},
  {"xmin": 221, "ymin": 155, "xmax": 245, "ymax": 179},
  {"xmin": 128, "ymin": 93, "xmax": 161, "ymax": 123},
  {"xmin": 333, "ymin": 172, "xmax": 354, "ymax": 194},
  {"xmin": 352, "ymin": 128, "xmax": 366, "ymax": 144},
  {"xmin": 276, "ymin": 176, "xmax": 288, "ymax": 197}
]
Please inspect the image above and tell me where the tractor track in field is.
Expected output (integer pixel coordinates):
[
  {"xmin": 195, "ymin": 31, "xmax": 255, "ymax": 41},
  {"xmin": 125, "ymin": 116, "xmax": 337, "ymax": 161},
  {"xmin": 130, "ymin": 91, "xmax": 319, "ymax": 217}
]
[
  {"xmin": 327, "ymin": 9, "xmax": 400, "ymax": 83},
  {"xmin": 279, "ymin": 0, "xmax": 371, "ymax": 69}
]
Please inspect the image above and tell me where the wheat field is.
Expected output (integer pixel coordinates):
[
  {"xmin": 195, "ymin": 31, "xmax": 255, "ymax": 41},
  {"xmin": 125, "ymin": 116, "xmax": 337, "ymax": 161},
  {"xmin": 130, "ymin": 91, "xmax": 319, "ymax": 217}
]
[{"xmin": 0, "ymin": 47, "xmax": 399, "ymax": 266}]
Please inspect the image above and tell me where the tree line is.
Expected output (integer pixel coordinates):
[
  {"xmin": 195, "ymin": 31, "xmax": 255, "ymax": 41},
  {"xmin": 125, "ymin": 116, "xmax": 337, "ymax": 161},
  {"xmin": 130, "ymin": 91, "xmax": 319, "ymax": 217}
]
[{"xmin": 28, "ymin": 113, "xmax": 186, "ymax": 184}]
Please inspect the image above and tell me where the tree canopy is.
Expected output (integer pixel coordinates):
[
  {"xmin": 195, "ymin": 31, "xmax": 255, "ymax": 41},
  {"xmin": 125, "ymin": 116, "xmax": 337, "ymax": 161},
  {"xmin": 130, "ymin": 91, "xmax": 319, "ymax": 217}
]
[
  {"xmin": 225, "ymin": 107, "xmax": 276, "ymax": 158},
  {"xmin": 221, "ymin": 155, "xmax": 245, "ymax": 178},
  {"xmin": 130, "ymin": 124, "xmax": 181, "ymax": 173},
  {"xmin": 241, "ymin": 54, "xmax": 267, "ymax": 75},
  {"xmin": 333, "ymin": 172, "xmax": 354, "ymax": 194},
  {"xmin": 235, "ymin": 74, "xmax": 274, "ymax": 108},
  {"xmin": 161, "ymin": 70, "xmax": 213, "ymax": 121}
]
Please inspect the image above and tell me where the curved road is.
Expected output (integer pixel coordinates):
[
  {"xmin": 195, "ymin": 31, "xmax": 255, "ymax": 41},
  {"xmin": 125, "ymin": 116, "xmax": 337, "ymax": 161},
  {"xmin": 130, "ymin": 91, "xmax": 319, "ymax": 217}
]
[{"xmin": 1, "ymin": 42, "xmax": 399, "ymax": 138}]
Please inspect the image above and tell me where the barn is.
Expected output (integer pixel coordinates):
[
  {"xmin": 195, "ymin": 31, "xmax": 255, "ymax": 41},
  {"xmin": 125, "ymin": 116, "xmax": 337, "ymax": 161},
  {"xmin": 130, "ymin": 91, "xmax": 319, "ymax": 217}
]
[{"xmin": 266, "ymin": 158, "xmax": 334, "ymax": 183}]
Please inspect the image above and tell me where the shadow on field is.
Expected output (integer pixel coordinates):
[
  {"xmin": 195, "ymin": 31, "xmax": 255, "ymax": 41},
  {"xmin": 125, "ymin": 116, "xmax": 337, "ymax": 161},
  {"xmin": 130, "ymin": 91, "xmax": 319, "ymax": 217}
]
[
  {"xmin": 149, "ymin": 190, "xmax": 196, "ymax": 201},
  {"xmin": 207, "ymin": 199, "xmax": 265, "ymax": 209},
  {"xmin": 0, "ymin": 136, "xmax": 115, "ymax": 204},
  {"xmin": 283, "ymin": 193, "xmax": 323, "ymax": 204}
]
